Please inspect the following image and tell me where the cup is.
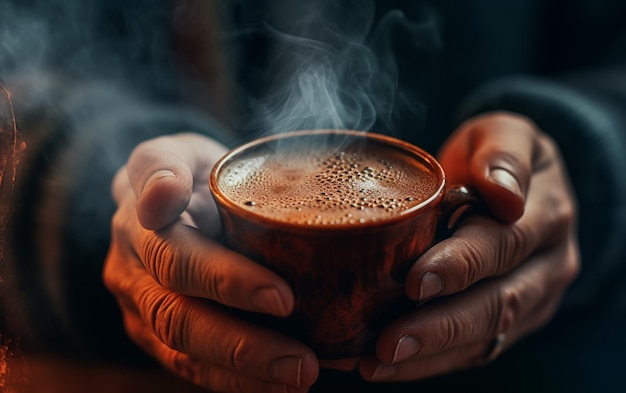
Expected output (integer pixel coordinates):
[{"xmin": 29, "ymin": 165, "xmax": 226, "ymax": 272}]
[{"xmin": 209, "ymin": 129, "xmax": 480, "ymax": 359}]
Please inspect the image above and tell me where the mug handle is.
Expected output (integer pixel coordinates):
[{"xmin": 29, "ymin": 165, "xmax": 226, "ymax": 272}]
[{"xmin": 437, "ymin": 185, "xmax": 486, "ymax": 239}]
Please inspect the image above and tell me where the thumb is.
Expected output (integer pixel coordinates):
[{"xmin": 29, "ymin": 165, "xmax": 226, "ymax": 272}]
[
  {"xmin": 127, "ymin": 138, "xmax": 194, "ymax": 230},
  {"xmin": 439, "ymin": 113, "xmax": 537, "ymax": 223},
  {"xmin": 467, "ymin": 116, "xmax": 535, "ymax": 223},
  {"xmin": 472, "ymin": 152, "xmax": 528, "ymax": 223}
]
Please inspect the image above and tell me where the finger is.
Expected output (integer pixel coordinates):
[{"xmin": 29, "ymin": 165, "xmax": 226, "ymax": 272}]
[
  {"xmin": 500, "ymin": 239, "xmax": 580, "ymax": 338},
  {"xmin": 126, "ymin": 133, "xmax": 227, "ymax": 230},
  {"xmin": 406, "ymin": 136, "xmax": 574, "ymax": 301},
  {"xmin": 439, "ymin": 112, "xmax": 538, "ymax": 223},
  {"xmin": 121, "ymin": 310, "xmax": 310, "ymax": 393},
  {"xmin": 407, "ymin": 214, "xmax": 540, "ymax": 301},
  {"xmin": 133, "ymin": 222, "xmax": 295, "ymax": 316},
  {"xmin": 362, "ymin": 244, "xmax": 578, "ymax": 382},
  {"xmin": 360, "ymin": 339, "xmax": 492, "ymax": 382},
  {"xmin": 104, "ymin": 251, "xmax": 319, "ymax": 389},
  {"xmin": 375, "ymin": 239, "xmax": 578, "ymax": 366},
  {"xmin": 111, "ymin": 175, "xmax": 295, "ymax": 317},
  {"xmin": 135, "ymin": 286, "xmax": 318, "ymax": 388}
]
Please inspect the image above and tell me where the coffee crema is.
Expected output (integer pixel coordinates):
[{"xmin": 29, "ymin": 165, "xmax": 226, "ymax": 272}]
[{"xmin": 217, "ymin": 140, "xmax": 439, "ymax": 225}]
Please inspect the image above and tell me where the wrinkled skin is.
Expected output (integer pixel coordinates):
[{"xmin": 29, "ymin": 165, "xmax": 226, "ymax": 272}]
[
  {"xmin": 105, "ymin": 133, "xmax": 319, "ymax": 393},
  {"xmin": 103, "ymin": 112, "xmax": 579, "ymax": 392},
  {"xmin": 358, "ymin": 112, "xmax": 580, "ymax": 381}
]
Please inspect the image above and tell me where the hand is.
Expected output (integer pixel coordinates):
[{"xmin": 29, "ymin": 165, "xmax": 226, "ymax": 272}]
[
  {"xmin": 359, "ymin": 112, "xmax": 580, "ymax": 381},
  {"xmin": 103, "ymin": 133, "xmax": 319, "ymax": 392}
]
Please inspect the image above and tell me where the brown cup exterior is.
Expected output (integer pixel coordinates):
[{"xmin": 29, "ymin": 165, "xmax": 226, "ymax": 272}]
[{"xmin": 209, "ymin": 130, "xmax": 475, "ymax": 359}]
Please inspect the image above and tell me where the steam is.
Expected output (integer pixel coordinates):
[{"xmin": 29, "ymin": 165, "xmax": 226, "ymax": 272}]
[
  {"xmin": 1, "ymin": 0, "xmax": 443, "ymax": 145},
  {"xmin": 233, "ymin": 0, "xmax": 441, "ymax": 137}
]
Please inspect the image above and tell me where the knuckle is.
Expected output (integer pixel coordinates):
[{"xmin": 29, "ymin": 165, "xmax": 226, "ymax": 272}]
[
  {"xmin": 534, "ymin": 132, "xmax": 562, "ymax": 173},
  {"xmin": 454, "ymin": 236, "xmax": 487, "ymax": 288},
  {"xmin": 541, "ymin": 188, "xmax": 577, "ymax": 246},
  {"xmin": 141, "ymin": 290, "xmax": 190, "ymax": 351},
  {"xmin": 500, "ymin": 224, "xmax": 532, "ymax": 270},
  {"xmin": 437, "ymin": 313, "xmax": 469, "ymax": 351},
  {"xmin": 109, "ymin": 209, "xmax": 126, "ymax": 236},
  {"xmin": 102, "ymin": 241, "xmax": 127, "ymax": 294},
  {"xmin": 139, "ymin": 229, "xmax": 227, "ymax": 303},
  {"xmin": 189, "ymin": 247, "xmax": 227, "ymax": 303},
  {"xmin": 101, "ymin": 260, "xmax": 118, "ymax": 293},
  {"xmin": 494, "ymin": 285, "xmax": 522, "ymax": 334},
  {"xmin": 169, "ymin": 352, "xmax": 199, "ymax": 383},
  {"xmin": 229, "ymin": 334, "xmax": 249, "ymax": 372},
  {"xmin": 139, "ymin": 230, "xmax": 180, "ymax": 288},
  {"xmin": 450, "ymin": 221, "xmax": 533, "ymax": 290},
  {"xmin": 555, "ymin": 197, "xmax": 577, "ymax": 232},
  {"xmin": 537, "ymin": 132, "xmax": 559, "ymax": 156},
  {"xmin": 558, "ymin": 242, "xmax": 581, "ymax": 288}
]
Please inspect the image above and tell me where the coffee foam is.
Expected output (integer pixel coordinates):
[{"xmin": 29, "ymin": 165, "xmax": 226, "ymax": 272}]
[{"xmin": 218, "ymin": 142, "xmax": 438, "ymax": 225}]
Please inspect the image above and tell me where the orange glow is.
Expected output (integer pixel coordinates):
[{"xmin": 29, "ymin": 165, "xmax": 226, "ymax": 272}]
[
  {"xmin": 0, "ymin": 82, "xmax": 26, "ymax": 234},
  {"xmin": 0, "ymin": 83, "xmax": 27, "ymax": 393},
  {"xmin": 0, "ymin": 83, "xmax": 25, "ymax": 187}
]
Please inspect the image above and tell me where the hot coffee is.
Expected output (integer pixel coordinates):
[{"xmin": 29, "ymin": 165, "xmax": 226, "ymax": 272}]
[{"xmin": 216, "ymin": 135, "xmax": 439, "ymax": 226}]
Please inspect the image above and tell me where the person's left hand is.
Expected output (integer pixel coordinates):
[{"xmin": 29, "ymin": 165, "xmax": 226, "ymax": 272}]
[{"xmin": 357, "ymin": 111, "xmax": 580, "ymax": 381}]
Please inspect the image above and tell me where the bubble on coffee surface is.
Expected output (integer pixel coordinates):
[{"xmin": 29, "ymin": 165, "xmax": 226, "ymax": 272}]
[{"xmin": 218, "ymin": 143, "xmax": 438, "ymax": 225}]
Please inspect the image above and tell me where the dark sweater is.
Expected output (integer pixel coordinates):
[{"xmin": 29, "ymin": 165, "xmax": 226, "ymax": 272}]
[{"xmin": 2, "ymin": 0, "xmax": 625, "ymax": 391}]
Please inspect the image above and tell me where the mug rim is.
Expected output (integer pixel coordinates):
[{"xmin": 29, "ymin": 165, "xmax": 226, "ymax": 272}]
[{"xmin": 209, "ymin": 129, "xmax": 447, "ymax": 231}]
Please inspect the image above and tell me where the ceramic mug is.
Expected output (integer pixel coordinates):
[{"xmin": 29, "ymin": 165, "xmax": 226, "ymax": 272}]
[{"xmin": 209, "ymin": 129, "xmax": 481, "ymax": 359}]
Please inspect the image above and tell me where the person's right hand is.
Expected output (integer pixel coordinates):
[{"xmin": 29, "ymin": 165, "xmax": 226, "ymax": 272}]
[{"xmin": 103, "ymin": 133, "xmax": 319, "ymax": 393}]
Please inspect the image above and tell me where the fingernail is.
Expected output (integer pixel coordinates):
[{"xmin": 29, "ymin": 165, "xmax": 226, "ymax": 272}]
[
  {"xmin": 144, "ymin": 169, "xmax": 176, "ymax": 193},
  {"xmin": 270, "ymin": 356, "xmax": 302, "ymax": 387},
  {"xmin": 488, "ymin": 167, "xmax": 523, "ymax": 198},
  {"xmin": 420, "ymin": 272, "xmax": 443, "ymax": 300},
  {"xmin": 251, "ymin": 287, "xmax": 288, "ymax": 316},
  {"xmin": 370, "ymin": 363, "xmax": 396, "ymax": 380},
  {"xmin": 392, "ymin": 335, "xmax": 420, "ymax": 363}
]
